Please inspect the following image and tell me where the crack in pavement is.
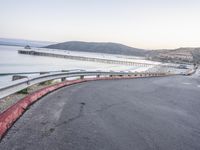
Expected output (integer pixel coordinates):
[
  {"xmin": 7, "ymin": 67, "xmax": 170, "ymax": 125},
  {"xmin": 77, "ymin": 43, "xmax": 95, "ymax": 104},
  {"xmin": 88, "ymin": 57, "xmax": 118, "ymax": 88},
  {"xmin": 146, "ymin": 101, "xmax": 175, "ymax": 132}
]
[
  {"xmin": 41, "ymin": 102, "xmax": 86, "ymax": 138},
  {"xmin": 55, "ymin": 102, "xmax": 86, "ymax": 127}
]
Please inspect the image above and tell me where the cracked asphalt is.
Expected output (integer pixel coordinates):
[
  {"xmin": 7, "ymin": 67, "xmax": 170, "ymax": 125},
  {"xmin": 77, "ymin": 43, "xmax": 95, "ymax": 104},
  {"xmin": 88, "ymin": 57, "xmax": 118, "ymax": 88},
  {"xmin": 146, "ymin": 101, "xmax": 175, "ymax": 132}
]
[{"xmin": 1, "ymin": 75, "xmax": 200, "ymax": 150}]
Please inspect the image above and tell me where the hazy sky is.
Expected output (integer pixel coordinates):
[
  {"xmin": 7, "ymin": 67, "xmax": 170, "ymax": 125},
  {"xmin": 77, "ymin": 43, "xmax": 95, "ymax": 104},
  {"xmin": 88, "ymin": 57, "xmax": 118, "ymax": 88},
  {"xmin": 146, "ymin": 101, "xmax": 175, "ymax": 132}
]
[{"xmin": 0, "ymin": 0, "xmax": 200, "ymax": 49}]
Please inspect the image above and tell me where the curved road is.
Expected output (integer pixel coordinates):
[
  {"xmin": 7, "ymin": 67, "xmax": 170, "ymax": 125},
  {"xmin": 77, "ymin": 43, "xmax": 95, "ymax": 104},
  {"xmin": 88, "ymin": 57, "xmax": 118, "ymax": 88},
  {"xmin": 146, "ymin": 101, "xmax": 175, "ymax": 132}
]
[{"xmin": 1, "ymin": 75, "xmax": 200, "ymax": 150}]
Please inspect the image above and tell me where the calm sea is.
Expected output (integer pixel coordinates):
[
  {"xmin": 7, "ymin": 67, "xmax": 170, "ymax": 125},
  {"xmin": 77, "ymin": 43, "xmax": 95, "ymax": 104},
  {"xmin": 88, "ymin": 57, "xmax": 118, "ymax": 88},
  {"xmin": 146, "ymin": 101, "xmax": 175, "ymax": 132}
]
[{"xmin": 0, "ymin": 45, "xmax": 101, "ymax": 73}]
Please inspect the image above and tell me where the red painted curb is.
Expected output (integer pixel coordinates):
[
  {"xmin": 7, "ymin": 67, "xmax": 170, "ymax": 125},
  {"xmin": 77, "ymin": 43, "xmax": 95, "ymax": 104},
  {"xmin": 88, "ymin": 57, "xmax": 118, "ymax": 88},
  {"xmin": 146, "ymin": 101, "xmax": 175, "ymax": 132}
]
[
  {"xmin": 0, "ymin": 79, "xmax": 88, "ymax": 139},
  {"xmin": 0, "ymin": 75, "xmax": 163, "ymax": 139}
]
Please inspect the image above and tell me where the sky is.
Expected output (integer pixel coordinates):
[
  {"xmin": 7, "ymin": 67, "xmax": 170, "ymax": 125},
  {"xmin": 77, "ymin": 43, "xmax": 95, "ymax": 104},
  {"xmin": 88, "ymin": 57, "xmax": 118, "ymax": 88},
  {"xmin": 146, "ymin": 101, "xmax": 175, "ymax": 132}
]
[{"xmin": 0, "ymin": 0, "xmax": 200, "ymax": 49}]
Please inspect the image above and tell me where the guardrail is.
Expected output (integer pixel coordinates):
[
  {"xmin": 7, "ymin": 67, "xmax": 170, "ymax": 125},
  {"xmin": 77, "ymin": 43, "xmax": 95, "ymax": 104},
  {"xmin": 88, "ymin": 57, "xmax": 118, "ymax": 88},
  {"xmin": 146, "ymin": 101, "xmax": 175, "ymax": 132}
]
[{"xmin": 0, "ymin": 71, "xmax": 168, "ymax": 99}]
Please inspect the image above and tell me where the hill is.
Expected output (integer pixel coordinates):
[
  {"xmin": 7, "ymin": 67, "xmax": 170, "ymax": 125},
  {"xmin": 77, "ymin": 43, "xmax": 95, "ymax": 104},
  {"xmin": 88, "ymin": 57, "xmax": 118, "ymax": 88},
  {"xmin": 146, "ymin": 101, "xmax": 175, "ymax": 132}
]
[
  {"xmin": 44, "ymin": 41, "xmax": 147, "ymax": 56},
  {"xmin": 147, "ymin": 47, "xmax": 200, "ymax": 64}
]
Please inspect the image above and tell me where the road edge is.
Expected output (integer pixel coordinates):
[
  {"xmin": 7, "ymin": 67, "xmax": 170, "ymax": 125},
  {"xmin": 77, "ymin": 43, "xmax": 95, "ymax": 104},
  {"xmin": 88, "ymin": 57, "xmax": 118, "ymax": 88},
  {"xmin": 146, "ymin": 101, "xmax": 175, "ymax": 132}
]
[{"xmin": 0, "ymin": 75, "xmax": 165, "ymax": 140}]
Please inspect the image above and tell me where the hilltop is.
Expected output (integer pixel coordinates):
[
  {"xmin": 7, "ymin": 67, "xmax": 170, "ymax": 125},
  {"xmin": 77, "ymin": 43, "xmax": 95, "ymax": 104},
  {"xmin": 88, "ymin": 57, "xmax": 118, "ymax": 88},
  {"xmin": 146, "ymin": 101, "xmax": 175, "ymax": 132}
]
[{"xmin": 44, "ymin": 41, "xmax": 147, "ymax": 56}]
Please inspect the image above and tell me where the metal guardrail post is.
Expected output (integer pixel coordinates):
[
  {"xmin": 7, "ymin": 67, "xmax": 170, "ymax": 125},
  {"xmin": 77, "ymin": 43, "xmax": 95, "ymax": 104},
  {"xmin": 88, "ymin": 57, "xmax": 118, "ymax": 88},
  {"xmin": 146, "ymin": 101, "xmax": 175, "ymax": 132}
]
[
  {"xmin": 80, "ymin": 75, "xmax": 84, "ymax": 79},
  {"xmin": 12, "ymin": 75, "xmax": 27, "ymax": 81},
  {"xmin": 61, "ymin": 77, "xmax": 66, "ymax": 82}
]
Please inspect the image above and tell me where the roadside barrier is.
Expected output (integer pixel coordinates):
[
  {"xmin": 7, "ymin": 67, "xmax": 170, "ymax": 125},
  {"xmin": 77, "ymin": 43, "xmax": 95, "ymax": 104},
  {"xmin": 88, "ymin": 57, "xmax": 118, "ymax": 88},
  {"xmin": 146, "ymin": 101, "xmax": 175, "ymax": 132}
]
[{"xmin": 0, "ymin": 72, "xmax": 169, "ymax": 140}]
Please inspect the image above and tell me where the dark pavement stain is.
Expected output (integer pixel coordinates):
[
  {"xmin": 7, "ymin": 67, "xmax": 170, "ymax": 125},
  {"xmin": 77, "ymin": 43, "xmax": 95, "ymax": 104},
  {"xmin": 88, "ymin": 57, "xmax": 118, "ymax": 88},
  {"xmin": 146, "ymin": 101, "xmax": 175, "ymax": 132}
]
[
  {"xmin": 41, "ymin": 102, "xmax": 86, "ymax": 138},
  {"xmin": 55, "ymin": 102, "xmax": 86, "ymax": 127},
  {"xmin": 42, "ymin": 128, "xmax": 55, "ymax": 138}
]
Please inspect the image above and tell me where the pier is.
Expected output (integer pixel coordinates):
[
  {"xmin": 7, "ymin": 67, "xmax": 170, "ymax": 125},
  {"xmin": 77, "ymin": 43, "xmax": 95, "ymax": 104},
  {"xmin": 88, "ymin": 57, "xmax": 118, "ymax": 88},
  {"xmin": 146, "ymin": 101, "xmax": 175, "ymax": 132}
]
[{"xmin": 18, "ymin": 50, "xmax": 155, "ymax": 67}]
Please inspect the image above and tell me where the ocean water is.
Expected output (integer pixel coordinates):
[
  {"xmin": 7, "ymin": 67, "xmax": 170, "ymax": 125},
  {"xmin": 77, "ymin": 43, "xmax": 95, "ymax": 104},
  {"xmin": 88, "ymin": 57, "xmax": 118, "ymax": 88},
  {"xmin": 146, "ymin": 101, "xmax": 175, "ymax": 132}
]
[
  {"xmin": 0, "ymin": 45, "xmax": 146, "ymax": 85},
  {"xmin": 0, "ymin": 45, "xmax": 103, "ymax": 73}
]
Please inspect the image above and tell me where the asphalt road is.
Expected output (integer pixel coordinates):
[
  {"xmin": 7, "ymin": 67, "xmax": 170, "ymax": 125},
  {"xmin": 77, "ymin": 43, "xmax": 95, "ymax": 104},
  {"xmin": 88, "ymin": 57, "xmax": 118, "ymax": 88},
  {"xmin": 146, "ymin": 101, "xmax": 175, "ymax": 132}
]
[{"xmin": 1, "ymin": 75, "xmax": 200, "ymax": 150}]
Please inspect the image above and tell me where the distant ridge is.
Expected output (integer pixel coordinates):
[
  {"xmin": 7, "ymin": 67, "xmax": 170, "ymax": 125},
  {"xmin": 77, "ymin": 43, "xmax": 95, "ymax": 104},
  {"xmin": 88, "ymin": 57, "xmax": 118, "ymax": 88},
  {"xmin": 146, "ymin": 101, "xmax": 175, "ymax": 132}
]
[
  {"xmin": 44, "ymin": 41, "xmax": 147, "ymax": 56},
  {"xmin": 0, "ymin": 38, "xmax": 56, "ymax": 47}
]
